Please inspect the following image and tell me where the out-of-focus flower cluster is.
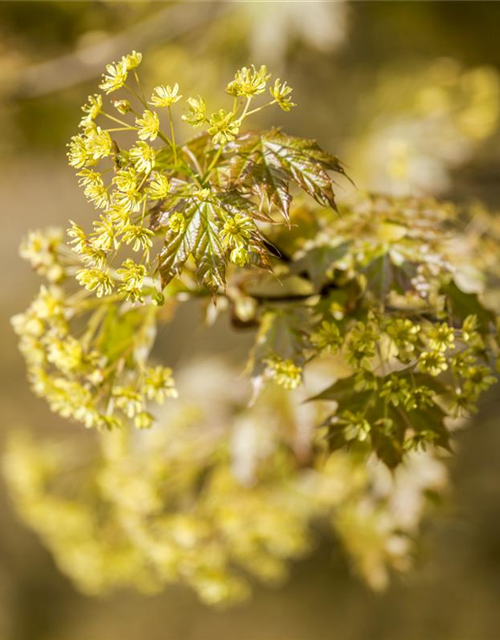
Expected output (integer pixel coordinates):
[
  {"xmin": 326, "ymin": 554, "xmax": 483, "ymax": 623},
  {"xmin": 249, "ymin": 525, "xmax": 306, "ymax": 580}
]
[
  {"xmin": 12, "ymin": 228, "xmax": 176, "ymax": 431},
  {"xmin": 240, "ymin": 194, "xmax": 500, "ymax": 465},
  {"xmin": 348, "ymin": 59, "xmax": 500, "ymax": 194},
  {"xmin": 3, "ymin": 360, "xmax": 447, "ymax": 604}
]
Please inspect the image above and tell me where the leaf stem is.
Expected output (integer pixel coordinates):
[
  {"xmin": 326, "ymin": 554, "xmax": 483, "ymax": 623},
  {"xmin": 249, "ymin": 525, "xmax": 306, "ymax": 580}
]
[
  {"xmin": 237, "ymin": 96, "xmax": 253, "ymax": 123},
  {"xmin": 168, "ymin": 106, "xmax": 178, "ymax": 165},
  {"xmin": 101, "ymin": 111, "xmax": 136, "ymax": 128},
  {"xmin": 124, "ymin": 83, "xmax": 148, "ymax": 109},
  {"xmin": 202, "ymin": 145, "xmax": 224, "ymax": 182}
]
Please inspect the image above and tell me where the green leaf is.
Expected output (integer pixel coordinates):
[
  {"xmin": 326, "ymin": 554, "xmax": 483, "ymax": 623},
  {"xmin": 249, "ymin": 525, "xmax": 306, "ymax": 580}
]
[
  {"xmin": 361, "ymin": 253, "xmax": 416, "ymax": 303},
  {"xmin": 292, "ymin": 242, "xmax": 350, "ymax": 288},
  {"xmin": 96, "ymin": 306, "xmax": 152, "ymax": 365},
  {"xmin": 442, "ymin": 279, "xmax": 496, "ymax": 330},
  {"xmin": 370, "ymin": 413, "xmax": 405, "ymax": 468},
  {"xmin": 224, "ymin": 129, "xmax": 346, "ymax": 221},
  {"xmin": 216, "ymin": 189, "xmax": 273, "ymax": 224},
  {"xmin": 310, "ymin": 375, "xmax": 360, "ymax": 403},
  {"xmin": 221, "ymin": 132, "xmax": 292, "ymax": 223},
  {"xmin": 247, "ymin": 307, "xmax": 310, "ymax": 379},
  {"xmin": 311, "ymin": 373, "xmax": 452, "ymax": 467},
  {"xmin": 260, "ymin": 130, "xmax": 345, "ymax": 210},
  {"xmin": 157, "ymin": 198, "xmax": 226, "ymax": 292}
]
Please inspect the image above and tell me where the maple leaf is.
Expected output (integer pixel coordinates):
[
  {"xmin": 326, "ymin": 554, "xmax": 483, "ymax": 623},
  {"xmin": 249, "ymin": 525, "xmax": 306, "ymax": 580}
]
[
  {"xmin": 155, "ymin": 197, "xmax": 226, "ymax": 292},
  {"xmin": 222, "ymin": 129, "xmax": 346, "ymax": 223},
  {"xmin": 312, "ymin": 372, "xmax": 452, "ymax": 468}
]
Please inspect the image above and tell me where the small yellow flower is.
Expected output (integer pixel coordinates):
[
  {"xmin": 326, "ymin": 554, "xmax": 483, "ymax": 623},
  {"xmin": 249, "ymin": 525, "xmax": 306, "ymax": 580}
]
[
  {"xmin": 147, "ymin": 173, "xmax": 170, "ymax": 200},
  {"xmin": 207, "ymin": 109, "xmax": 240, "ymax": 145},
  {"xmin": 31, "ymin": 285, "xmax": 65, "ymax": 321},
  {"xmin": 182, "ymin": 96, "xmax": 207, "ymax": 128},
  {"xmin": 222, "ymin": 214, "xmax": 254, "ymax": 248},
  {"xmin": 80, "ymin": 94, "xmax": 103, "ymax": 124},
  {"xmin": 121, "ymin": 224, "xmax": 154, "ymax": 253},
  {"xmin": 113, "ymin": 167, "xmax": 138, "ymax": 193},
  {"xmin": 266, "ymin": 357, "xmax": 302, "ymax": 390},
  {"xmin": 427, "ymin": 322, "xmax": 455, "ymax": 352},
  {"xmin": 136, "ymin": 110, "xmax": 160, "ymax": 141},
  {"xmin": 46, "ymin": 335, "xmax": 84, "ymax": 375},
  {"xmin": 19, "ymin": 228, "xmax": 64, "ymax": 283},
  {"xmin": 67, "ymin": 135, "xmax": 90, "ymax": 169},
  {"xmin": 78, "ymin": 170, "xmax": 109, "ymax": 209},
  {"xmin": 76, "ymin": 267, "xmax": 114, "ymax": 297},
  {"xmin": 116, "ymin": 259, "xmax": 147, "ymax": 302},
  {"xmin": 418, "ymin": 350, "xmax": 448, "ymax": 376},
  {"xmin": 230, "ymin": 246, "xmax": 249, "ymax": 267},
  {"xmin": 121, "ymin": 50, "xmax": 142, "ymax": 71},
  {"xmin": 144, "ymin": 365, "xmax": 177, "ymax": 403},
  {"xmin": 112, "ymin": 168, "xmax": 142, "ymax": 213},
  {"xmin": 67, "ymin": 221, "xmax": 88, "ymax": 254},
  {"xmin": 99, "ymin": 60, "xmax": 128, "ymax": 94},
  {"xmin": 86, "ymin": 127, "xmax": 113, "ymax": 161},
  {"xmin": 149, "ymin": 84, "xmax": 182, "ymax": 108},
  {"xmin": 380, "ymin": 375, "xmax": 411, "ymax": 407},
  {"xmin": 112, "ymin": 99, "xmax": 131, "ymax": 115},
  {"xmin": 113, "ymin": 386, "xmax": 144, "ymax": 418},
  {"xmin": 310, "ymin": 321, "xmax": 342, "ymax": 356},
  {"xmin": 92, "ymin": 216, "xmax": 116, "ymax": 251},
  {"xmin": 113, "ymin": 189, "xmax": 143, "ymax": 214},
  {"xmin": 270, "ymin": 79, "xmax": 296, "ymax": 112},
  {"xmin": 129, "ymin": 141, "xmax": 156, "ymax": 173},
  {"xmin": 226, "ymin": 65, "xmax": 270, "ymax": 97},
  {"xmin": 169, "ymin": 213, "xmax": 186, "ymax": 234},
  {"xmin": 135, "ymin": 411, "xmax": 154, "ymax": 429}
]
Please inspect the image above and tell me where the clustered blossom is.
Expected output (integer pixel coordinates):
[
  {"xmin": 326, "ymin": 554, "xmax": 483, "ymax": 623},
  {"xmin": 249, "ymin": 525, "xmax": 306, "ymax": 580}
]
[
  {"xmin": 245, "ymin": 194, "xmax": 499, "ymax": 464},
  {"xmin": 5, "ymin": 375, "xmax": 441, "ymax": 603},
  {"xmin": 19, "ymin": 228, "xmax": 65, "ymax": 283},
  {"xmin": 266, "ymin": 357, "xmax": 303, "ymax": 390},
  {"xmin": 65, "ymin": 52, "xmax": 298, "ymax": 311},
  {"xmin": 12, "ymin": 241, "xmax": 176, "ymax": 431}
]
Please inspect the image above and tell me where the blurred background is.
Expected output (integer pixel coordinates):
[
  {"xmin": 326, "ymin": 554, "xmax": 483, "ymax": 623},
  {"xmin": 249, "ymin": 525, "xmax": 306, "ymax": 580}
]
[{"xmin": 1, "ymin": 2, "xmax": 500, "ymax": 639}]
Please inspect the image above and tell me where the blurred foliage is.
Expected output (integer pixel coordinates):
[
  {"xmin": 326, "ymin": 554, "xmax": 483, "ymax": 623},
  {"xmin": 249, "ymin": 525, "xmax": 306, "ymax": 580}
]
[{"xmin": 346, "ymin": 59, "xmax": 500, "ymax": 194}]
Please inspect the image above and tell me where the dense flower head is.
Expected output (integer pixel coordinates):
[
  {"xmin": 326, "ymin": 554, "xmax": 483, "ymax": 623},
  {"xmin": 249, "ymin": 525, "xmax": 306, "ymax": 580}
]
[
  {"xmin": 208, "ymin": 109, "xmax": 240, "ymax": 145},
  {"xmin": 136, "ymin": 110, "xmax": 160, "ymax": 141},
  {"xmin": 266, "ymin": 357, "xmax": 302, "ymax": 390},
  {"xmin": 182, "ymin": 96, "xmax": 207, "ymax": 128},
  {"xmin": 19, "ymin": 228, "xmax": 65, "ymax": 283},
  {"xmin": 226, "ymin": 65, "xmax": 270, "ymax": 97}
]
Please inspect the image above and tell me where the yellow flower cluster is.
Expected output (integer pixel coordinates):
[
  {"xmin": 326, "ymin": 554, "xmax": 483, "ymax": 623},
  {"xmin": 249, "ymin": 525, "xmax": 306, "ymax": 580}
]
[
  {"xmin": 64, "ymin": 52, "xmax": 299, "ymax": 311},
  {"xmin": 19, "ymin": 227, "xmax": 66, "ymax": 283},
  {"xmin": 12, "ymin": 239, "xmax": 177, "ymax": 431},
  {"xmin": 3, "ymin": 365, "xmax": 445, "ymax": 603}
]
